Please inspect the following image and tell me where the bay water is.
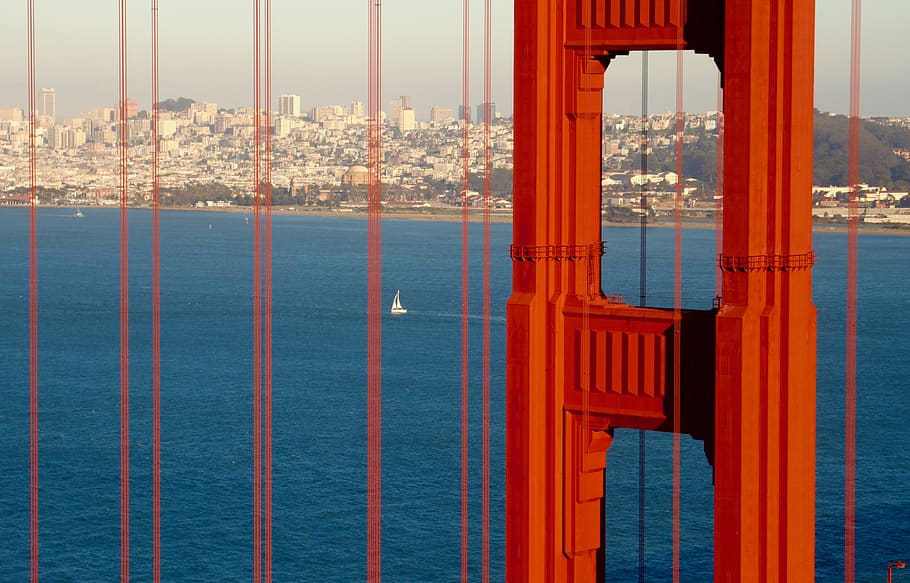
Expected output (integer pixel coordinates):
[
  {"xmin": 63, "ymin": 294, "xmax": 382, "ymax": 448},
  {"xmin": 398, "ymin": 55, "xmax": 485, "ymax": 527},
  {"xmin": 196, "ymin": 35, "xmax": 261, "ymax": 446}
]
[{"xmin": 1, "ymin": 209, "xmax": 907, "ymax": 581}]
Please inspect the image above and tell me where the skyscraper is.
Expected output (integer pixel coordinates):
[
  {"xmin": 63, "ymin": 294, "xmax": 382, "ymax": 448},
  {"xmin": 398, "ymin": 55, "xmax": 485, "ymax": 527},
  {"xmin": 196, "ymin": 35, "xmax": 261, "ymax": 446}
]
[
  {"xmin": 388, "ymin": 98, "xmax": 402, "ymax": 126},
  {"xmin": 387, "ymin": 96, "xmax": 411, "ymax": 126},
  {"xmin": 350, "ymin": 100, "xmax": 365, "ymax": 118},
  {"xmin": 477, "ymin": 101, "xmax": 496, "ymax": 123},
  {"xmin": 430, "ymin": 107, "xmax": 454, "ymax": 124},
  {"xmin": 398, "ymin": 108, "xmax": 416, "ymax": 131},
  {"xmin": 41, "ymin": 88, "xmax": 56, "ymax": 120},
  {"xmin": 279, "ymin": 94, "xmax": 301, "ymax": 117},
  {"xmin": 125, "ymin": 98, "xmax": 139, "ymax": 119}
]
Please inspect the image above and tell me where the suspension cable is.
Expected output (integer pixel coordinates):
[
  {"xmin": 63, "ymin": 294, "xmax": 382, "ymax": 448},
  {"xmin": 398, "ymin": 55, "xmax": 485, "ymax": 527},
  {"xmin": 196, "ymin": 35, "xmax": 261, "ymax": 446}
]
[
  {"xmin": 253, "ymin": 1, "xmax": 263, "ymax": 579},
  {"xmin": 460, "ymin": 0, "xmax": 470, "ymax": 578},
  {"xmin": 639, "ymin": 52, "xmax": 649, "ymax": 309},
  {"xmin": 714, "ymin": 80, "xmax": 723, "ymax": 300},
  {"xmin": 481, "ymin": 0, "xmax": 492, "ymax": 580},
  {"xmin": 151, "ymin": 1, "xmax": 162, "ymax": 580},
  {"xmin": 638, "ymin": 49, "xmax": 649, "ymax": 583},
  {"xmin": 845, "ymin": 0, "xmax": 861, "ymax": 580},
  {"xmin": 367, "ymin": 0, "xmax": 383, "ymax": 580},
  {"xmin": 263, "ymin": 1, "xmax": 274, "ymax": 580},
  {"xmin": 27, "ymin": 1, "xmax": 39, "ymax": 580},
  {"xmin": 118, "ymin": 1, "xmax": 131, "ymax": 579},
  {"xmin": 672, "ymin": 12, "xmax": 685, "ymax": 583}
]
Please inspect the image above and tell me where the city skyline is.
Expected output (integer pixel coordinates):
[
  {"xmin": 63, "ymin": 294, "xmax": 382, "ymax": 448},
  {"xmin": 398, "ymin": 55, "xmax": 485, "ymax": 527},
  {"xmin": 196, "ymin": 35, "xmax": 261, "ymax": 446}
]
[{"xmin": 1, "ymin": 1, "xmax": 908, "ymax": 119}]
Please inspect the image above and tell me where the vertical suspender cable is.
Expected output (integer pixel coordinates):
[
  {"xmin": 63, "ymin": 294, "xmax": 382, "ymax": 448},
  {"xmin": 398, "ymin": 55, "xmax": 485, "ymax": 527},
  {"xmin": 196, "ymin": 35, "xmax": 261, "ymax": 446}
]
[
  {"xmin": 151, "ymin": 1, "xmax": 162, "ymax": 580},
  {"xmin": 845, "ymin": 1, "xmax": 861, "ymax": 581},
  {"xmin": 714, "ymin": 81, "xmax": 723, "ymax": 299},
  {"xmin": 639, "ymin": 52, "xmax": 649, "ymax": 309},
  {"xmin": 637, "ymin": 50, "xmax": 649, "ymax": 583},
  {"xmin": 118, "ymin": 1, "xmax": 131, "ymax": 580},
  {"xmin": 481, "ymin": 0, "xmax": 492, "ymax": 580},
  {"xmin": 263, "ymin": 0, "xmax": 274, "ymax": 580},
  {"xmin": 252, "ymin": 0, "xmax": 263, "ymax": 579},
  {"xmin": 460, "ymin": 0, "xmax": 470, "ymax": 579},
  {"xmin": 367, "ymin": 0, "xmax": 383, "ymax": 580},
  {"xmin": 27, "ymin": 1, "xmax": 39, "ymax": 580},
  {"xmin": 672, "ymin": 8, "xmax": 684, "ymax": 583}
]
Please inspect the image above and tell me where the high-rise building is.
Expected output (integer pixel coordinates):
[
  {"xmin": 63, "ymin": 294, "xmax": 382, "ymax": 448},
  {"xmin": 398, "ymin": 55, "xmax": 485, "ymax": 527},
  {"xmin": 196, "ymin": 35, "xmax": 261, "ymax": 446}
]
[
  {"xmin": 388, "ymin": 98, "xmax": 402, "ymax": 126},
  {"xmin": 279, "ymin": 94, "xmax": 301, "ymax": 117},
  {"xmin": 159, "ymin": 119, "xmax": 177, "ymax": 137},
  {"xmin": 125, "ymin": 99, "xmax": 139, "ymax": 119},
  {"xmin": 388, "ymin": 96, "xmax": 411, "ymax": 126},
  {"xmin": 275, "ymin": 117, "xmax": 291, "ymax": 137},
  {"xmin": 312, "ymin": 105, "xmax": 346, "ymax": 123},
  {"xmin": 0, "ymin": 108, "xmax": 24, "ymax": 122},
  {"xmin": 89, "ymin": 107, "xmax": 116, "ymax": 123},
  {"xmin": 41, "ymin": 88, "xmax": 56, "ymax": 120},
  {"xmin": 458, "ymin": 105, "xmax": 471, "ymax": 123},
  {"xmin": 430, "ymin": 107, "xmax": 454, "ymax": 124},
  {"xmin": 47, "ymin": 126, "xmax": 86, "ymax": 150},
  {"xmin": 350, "ymin": 100, "xmax": 365, "ymax": 118},
  {"xmin": 215, "ymin": 114, "xmax": 235, "ymax": 133},
  {"xmin": 398, "ymin": 108, "xmax": 416, "ymax": 131},
  {"xmin": 476, "ymin": 101, "xmax": 496, "ymax": 123}
]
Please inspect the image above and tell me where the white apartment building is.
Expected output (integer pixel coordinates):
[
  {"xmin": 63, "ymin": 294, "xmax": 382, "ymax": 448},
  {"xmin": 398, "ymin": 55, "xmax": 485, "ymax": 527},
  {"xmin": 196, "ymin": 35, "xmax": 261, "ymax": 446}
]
[
  {"xmin": 279, "ymin": 94, "xmax": 301, "ymax": 117},
  {"xmin": 398, "ymin": 108, "xmax": 416, "ymax": 131}
]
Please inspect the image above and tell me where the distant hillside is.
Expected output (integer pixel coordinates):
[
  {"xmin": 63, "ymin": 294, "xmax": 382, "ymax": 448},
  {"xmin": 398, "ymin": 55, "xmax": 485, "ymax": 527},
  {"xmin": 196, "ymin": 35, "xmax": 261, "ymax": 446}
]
[
  {"xmin": 616, "ymin": 111, "xmax": 910, "ymax": 192},
  {"xmin": 156, "ymin": 97, "xmax": 196, "ymax": 113},
  {"xmin": 814, "ymin": 111, "xmax": 910, "ymax": 189}
]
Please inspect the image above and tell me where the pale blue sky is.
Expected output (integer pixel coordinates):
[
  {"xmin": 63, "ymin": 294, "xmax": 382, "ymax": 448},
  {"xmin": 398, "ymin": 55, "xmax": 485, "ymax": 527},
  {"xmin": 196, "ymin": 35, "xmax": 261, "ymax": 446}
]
[{"xmin": 0, "ymin": 1, "xmax": 906, "ymax": 119}]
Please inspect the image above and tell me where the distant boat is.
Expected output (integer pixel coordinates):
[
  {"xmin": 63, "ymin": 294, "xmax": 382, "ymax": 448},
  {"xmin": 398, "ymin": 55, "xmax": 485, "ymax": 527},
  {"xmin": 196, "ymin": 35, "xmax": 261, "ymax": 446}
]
[
  {"xmin": 245, "ymin": 217, "xmax": 250, "ymax": 224},
  {"xmin": 390, "ymin": 290, "xmax": 407, "ymax": 314},
  {"xmin": 73, "ymin": 208, "xmax": 84, "ymax": 218}
]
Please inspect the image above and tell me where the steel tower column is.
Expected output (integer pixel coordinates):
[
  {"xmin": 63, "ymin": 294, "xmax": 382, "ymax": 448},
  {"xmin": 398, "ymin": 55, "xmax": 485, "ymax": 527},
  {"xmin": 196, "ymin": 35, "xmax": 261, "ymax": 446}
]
[
  {"xmin": 715, "ymin": 1, "xmax": 817, "ymax": 580},
  {"xmin": 507, "ymin": 2, "xmax": 609, "ymax": 578}
]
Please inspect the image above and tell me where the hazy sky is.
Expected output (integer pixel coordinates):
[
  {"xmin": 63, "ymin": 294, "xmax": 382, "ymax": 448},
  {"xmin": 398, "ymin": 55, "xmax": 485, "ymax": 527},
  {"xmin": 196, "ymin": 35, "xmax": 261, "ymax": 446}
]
[{"xmin": 1, "ymin": 1, "xmax": 907, "ymax": 119}]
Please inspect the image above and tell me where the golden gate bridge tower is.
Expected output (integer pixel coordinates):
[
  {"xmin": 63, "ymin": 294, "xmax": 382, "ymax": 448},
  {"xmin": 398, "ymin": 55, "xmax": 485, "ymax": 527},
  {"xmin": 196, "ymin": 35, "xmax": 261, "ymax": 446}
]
[{"xmin": 506, "ymin": 0, "xmax": 817, "ymax": 581}]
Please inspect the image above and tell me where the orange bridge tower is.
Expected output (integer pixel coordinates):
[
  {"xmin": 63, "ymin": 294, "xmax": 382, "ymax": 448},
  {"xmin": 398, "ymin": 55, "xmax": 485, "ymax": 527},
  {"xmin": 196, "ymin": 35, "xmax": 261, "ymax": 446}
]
[{"xmin": 506, "ymin": 0, "xmax": 817, "ymax": 581}]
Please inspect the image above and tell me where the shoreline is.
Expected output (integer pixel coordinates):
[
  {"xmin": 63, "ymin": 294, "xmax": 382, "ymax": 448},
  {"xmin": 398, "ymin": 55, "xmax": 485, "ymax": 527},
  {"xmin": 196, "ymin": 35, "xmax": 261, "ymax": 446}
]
[{"xmin": 15, "ymin": 203, "xmax": 910, "ymax": 236}]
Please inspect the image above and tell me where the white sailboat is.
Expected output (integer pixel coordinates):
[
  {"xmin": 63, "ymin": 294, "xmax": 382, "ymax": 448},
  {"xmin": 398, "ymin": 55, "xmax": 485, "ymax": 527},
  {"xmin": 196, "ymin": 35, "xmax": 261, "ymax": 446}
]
[
  {"xmin": 390, "ymin": 290, "xmax": 407, "ymax": 314},
  {"xmin": 73, "ymin": 208, "xmax": 84, "ymax": 218}
]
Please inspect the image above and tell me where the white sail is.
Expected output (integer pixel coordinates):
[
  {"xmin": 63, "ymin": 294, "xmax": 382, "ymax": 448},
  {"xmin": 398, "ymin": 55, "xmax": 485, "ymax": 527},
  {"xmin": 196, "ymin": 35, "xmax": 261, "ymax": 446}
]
[{"xmin": 390, "ymin": 290, "xmax": 407, "ymax": 314}]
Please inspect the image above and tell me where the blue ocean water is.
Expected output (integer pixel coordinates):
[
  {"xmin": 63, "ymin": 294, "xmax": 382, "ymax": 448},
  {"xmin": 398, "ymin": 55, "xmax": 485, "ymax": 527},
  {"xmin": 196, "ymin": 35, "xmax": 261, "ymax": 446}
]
[{"xmin": 0, "ymin": 208, "xmax": 907, "ymax": 582}]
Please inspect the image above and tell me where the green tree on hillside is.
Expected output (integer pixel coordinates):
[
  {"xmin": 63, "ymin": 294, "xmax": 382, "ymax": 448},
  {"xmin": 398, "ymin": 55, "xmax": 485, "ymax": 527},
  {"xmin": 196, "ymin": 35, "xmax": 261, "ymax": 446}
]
[{"xmin": 156, "ymin": 97, "xmax": 196, "ymax": 113}]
